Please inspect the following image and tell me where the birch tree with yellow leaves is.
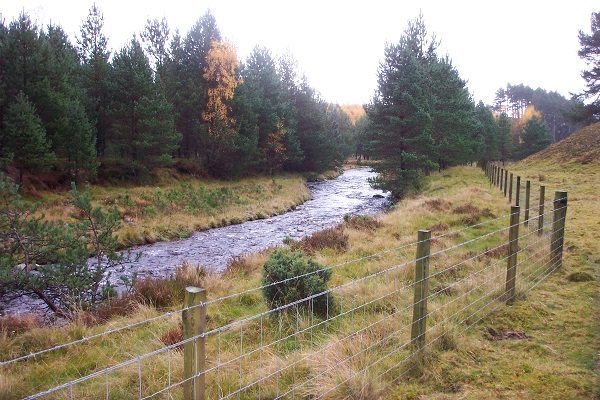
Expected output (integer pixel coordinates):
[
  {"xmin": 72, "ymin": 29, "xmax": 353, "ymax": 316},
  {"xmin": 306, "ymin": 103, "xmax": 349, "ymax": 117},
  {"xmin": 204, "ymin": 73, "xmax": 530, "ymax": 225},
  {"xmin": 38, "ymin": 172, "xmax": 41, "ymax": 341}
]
[{"xmin": 202, "ymin": 40, "xmax": 240, "ymax": 137}]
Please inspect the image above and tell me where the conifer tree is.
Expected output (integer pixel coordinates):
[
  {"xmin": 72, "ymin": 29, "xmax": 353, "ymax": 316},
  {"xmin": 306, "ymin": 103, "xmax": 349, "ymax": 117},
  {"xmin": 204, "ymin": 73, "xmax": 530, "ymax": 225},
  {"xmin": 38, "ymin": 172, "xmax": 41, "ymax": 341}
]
[
  {"xmin": 474, "ymin": 101, "xmax": 499, "ymax": 164},
  {"xmin": 366, "ymin": 15, "xmax": 437, "ymax": 198},
  {"xmin": 111, "ymin": 38, "xmax": 179, "ymax": 176},
  {"xmin": 515, "ymin": 117, "xmax": 552, "ymax": 159},
  {"xmin": 2, "ymin": 93, "xmax": 54, "ymax": 182},
  {"xmin": 78, "ymin": 4, "xmax": 112, "ymax": 157},
  {"xmin": 497, "ymin": 112, "xmax": 512, "ymax": 162},
  {"xmin": 578, "ymin": 12, "xmax": 600, "ymax": 120}
]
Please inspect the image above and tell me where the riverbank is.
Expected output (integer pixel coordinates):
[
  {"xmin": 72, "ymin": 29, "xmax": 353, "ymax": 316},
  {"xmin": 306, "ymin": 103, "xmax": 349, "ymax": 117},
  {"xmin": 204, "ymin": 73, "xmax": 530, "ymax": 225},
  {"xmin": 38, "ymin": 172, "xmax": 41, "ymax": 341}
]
[
  {"xmin": 1, "ymin": 165, "xmax": 597, "ymax": 399},
  {"xmin": 33, "ymin": 173, "xmax": 311, "ymax": 248}
]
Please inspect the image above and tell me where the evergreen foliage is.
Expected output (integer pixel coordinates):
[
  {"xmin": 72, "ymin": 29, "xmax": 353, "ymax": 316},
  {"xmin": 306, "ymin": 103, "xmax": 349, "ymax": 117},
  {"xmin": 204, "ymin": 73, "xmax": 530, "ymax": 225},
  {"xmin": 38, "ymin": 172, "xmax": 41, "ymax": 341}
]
[
  {"xmin": 0, "ymin": 8, "xmax": 354, "ymax": 185},
  {"xmin": 0, "ymin": 174, "xmax": 124, "ymax": 317},
  {"xmin": 578, "ymin": 12, "xmax": 600, "ymax": 120},
  {"xmin": 2, "ymin": 93, "xmax": 54, "ymax": 182},
  {"xmin": 514, "ymin": 117, "xmax": 552, "ymax": 159},
  {"xmin": 262, "ymin": 249, "xmax": 332, "ymax": 317},
  {"xmin": 366, "ymin": 15, "xmax": 482, "ymax": 198}
]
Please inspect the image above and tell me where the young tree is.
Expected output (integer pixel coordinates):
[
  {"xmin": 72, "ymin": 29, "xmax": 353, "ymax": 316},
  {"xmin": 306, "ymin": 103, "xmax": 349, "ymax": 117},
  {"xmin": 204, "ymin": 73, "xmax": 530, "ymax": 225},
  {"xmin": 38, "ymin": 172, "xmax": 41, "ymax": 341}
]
[
  {"xmin": 578, "ymin": 11, "xmax": 600, "ymax": 120},
  {"xmin": 0, "ymin": 174, "xmax": 126, "ymax": 317},
  {"xmin": 0, "ymin": 174, "xmax": 80, "ymax": 317},
  {"xmin": 2, "ymin": 93, "xmax": 54, "ymax": 182}
]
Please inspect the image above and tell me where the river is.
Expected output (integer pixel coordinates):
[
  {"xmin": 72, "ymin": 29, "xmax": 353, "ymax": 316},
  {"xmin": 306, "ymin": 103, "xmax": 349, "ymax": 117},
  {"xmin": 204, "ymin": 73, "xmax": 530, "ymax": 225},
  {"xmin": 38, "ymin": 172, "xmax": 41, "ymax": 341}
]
[{"xmin": 1, "ymin": 167, "xmax": 389, "ymax": 316}]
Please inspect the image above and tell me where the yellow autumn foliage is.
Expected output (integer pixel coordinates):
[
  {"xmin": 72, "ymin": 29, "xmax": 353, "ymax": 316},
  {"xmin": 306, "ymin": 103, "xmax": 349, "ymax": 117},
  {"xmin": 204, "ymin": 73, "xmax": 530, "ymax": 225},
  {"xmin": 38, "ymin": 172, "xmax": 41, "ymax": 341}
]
[
  {"xmin": 511, "ymin": 104, "xmax": 542, "ymax": 143},
  {"xmin": 264, "ymin": 120, "xmax": 288, "ymax": 172},
  {"xmin": 202, "ymin": 40, "xmax": 239, "ymax": 136}
]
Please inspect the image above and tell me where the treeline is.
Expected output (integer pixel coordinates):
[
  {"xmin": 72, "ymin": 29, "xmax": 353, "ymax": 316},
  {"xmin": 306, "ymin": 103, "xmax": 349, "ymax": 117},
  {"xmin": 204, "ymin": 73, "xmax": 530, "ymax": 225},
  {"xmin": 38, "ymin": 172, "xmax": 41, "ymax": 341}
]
[
  {"xmin": 355, "ymin": 15, "xmax": 559, "ymax": 198},
  {"xmin": 0, "ymin": 8, "xmax": 354, "ymax": 184},
  {"xmin": 493, "ymin": 84, "xmax": 583, "ymax": 142}
]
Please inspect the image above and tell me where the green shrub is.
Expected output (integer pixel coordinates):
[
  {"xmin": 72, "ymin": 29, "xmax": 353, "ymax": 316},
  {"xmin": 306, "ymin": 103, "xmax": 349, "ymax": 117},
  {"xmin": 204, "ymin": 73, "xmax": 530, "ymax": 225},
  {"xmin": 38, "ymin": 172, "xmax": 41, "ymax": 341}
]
[{"xmin": 262, "ymin": 250, "xmax": 332, "ymax": 317}]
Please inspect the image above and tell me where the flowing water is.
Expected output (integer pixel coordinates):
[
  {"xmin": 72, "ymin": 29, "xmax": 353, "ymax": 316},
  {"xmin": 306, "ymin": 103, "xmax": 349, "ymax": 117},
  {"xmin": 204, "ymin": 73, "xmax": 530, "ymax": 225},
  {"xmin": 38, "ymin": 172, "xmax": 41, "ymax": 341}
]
[{"xmin": 1, "ymin": 167, "xmax": 389, "ymax": 315}]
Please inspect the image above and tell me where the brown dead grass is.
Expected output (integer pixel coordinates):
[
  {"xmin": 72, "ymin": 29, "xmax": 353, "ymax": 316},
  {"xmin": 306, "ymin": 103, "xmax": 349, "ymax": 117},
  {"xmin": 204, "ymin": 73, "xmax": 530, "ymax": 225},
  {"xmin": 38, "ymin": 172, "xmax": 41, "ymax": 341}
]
[
  {"xmin": 160, "ymin": 324, "xmax": 183, "ymax": 349},
  {"xmin": 344, "ymin": 215, "xmax": 383, "ymax": 231},
  {"xmin": 292, "ymin": 226, "xmax": 349, "ymax": 254},
  {"xmin": 424, "ymin": 199, "xmax": 452, "ymax": 211},
  {"xmin": 134, "ymin": 277, "xmax": 180, "ymax": 308},
  {"xmin": 0, "ymin": 315, "xmax": 40, "ymax": 336},
  {"xmin": 452, "ymin": 203, "xmax": 496, "ymax": 225},
  {"xmin": 428, "ymin": 222, "xmax": 449, "ymax": 233}
]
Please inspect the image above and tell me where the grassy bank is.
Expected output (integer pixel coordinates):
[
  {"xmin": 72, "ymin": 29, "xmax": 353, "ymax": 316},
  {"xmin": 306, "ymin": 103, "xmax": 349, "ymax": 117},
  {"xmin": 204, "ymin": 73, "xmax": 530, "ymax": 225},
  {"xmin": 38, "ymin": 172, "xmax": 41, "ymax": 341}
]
[
  {"xmin": 33, "ymin": 173, "xmax": 310, "ymax": 247},
  {"xmin": 1, "ymin": 165, "xmax": 597, "ymax": 399}
]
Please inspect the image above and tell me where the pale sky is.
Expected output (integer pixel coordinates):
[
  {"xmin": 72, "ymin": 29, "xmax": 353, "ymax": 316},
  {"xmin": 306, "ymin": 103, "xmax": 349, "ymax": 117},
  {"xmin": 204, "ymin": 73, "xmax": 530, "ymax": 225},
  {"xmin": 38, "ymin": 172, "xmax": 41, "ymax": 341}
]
[{"xmin": 1, "ymin": 1, "xmax": 597, "ymax": 105}]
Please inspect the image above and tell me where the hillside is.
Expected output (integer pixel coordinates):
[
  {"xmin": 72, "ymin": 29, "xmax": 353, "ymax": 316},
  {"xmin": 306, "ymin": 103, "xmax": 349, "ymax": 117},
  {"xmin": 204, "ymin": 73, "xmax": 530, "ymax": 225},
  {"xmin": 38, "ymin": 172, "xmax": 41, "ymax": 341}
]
[{"xmin": 528, "ymin": 122, "xmax": 600, "ymax": 163}]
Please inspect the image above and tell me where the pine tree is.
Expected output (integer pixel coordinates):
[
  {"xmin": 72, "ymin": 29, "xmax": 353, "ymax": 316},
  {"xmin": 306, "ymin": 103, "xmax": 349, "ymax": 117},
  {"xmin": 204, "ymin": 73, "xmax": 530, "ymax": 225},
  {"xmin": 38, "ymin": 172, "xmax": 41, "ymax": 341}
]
[
  {"xmin": 578, "ymin": 12, "xmax": 600, "ymax": 120},
  {"xmin": 78, "ymin": 4, "xmax": 112, "ymax": 157},
  {"xmin": 3, "ymin": 93, "xmax": 54, "ymax": 182},
  {"xmin": 474, "ymin": 101, "xmax": 499, "ymax": 164},
  {"xmin": 111, "ymin": 38, "xmax": 179, "ymax": 176},
  {"xmin": 1, "ymin": 13, "xmax": 42, "ymax": 99},
  {"xmin": 177, "ymin": 11, "xmax": 221, "ymax": 160},
  {"xmin": 140, "ymin": 17, "xmax": 170, "ymax": 77},
  {"xmin": 515, "ymin": 117, "xmax": 552, "ymax": 159},
  {"xmin": 428, "ymin": 56, "xmax": 478, "ymax": 169},
  {"xmin": 497, "ymin": 112, "xmax": 512, "ymax": 162},
  {"xmin": 366, "ymin": 15, "xmax": 437, "ymax": 198},
  {"xmin": 40, "ymin": 24, "xmax": 97, "ymax": 180}
]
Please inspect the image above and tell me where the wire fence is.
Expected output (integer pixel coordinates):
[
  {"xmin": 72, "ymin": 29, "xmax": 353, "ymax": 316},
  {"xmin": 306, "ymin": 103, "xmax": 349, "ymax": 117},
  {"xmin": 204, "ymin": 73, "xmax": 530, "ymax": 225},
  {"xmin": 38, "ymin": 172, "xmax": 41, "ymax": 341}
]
[{"xmin": 1, "ymin": 165, "xmax": 568, "ymax": 400}]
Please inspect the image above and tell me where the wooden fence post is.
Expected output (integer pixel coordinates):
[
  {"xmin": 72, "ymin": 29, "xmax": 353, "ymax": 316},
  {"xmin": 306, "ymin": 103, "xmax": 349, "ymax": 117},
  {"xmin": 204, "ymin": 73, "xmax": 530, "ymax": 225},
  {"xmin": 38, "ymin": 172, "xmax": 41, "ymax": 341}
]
[
  {"xmin": 494, "ymin": 166, "xmax": 498, "ymax": 186},
  {"xmin": 498, "ymin": 168, "xmax": 504, "ymax": 191},
  {"xmin": 508, "ymin": 172, "xmax": 513, "ymax": 201},
  {"xmin": 497, "ymin": 166, "xmax": 500, "ymax": 187},
  {"xmin": 495, "ymin": 167, "xmax": 498, "ymax": 187},
  {"xmin": 505, "ymin": 206, "xmax": 520, "ymax": 305},
  {"xmin": 183, "ymin": 287, "xmax": 206, "ymax": 400},
  {"xmin": 551, "ymin": 191, "xmax": 568, "ymax": 269},
  {"xmin": 524, "ymin": 180, "xmax": 531, "ymax": 226},
  {"xmin": 537, "ymin": 185, "xmax": 545, "ymax": 236},
  {"xmin": 515, "ymin": 176, "xmax": 521, "ymax": 206},
  {"xmin": 411, "ymin": 229, "xmax": 431, "ymax": 351}
]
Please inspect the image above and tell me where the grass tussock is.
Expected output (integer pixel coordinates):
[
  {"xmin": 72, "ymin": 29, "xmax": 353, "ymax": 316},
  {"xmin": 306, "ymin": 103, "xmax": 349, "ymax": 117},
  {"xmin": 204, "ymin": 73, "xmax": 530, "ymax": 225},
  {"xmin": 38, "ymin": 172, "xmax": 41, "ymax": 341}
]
[
  {"xmin": 424, "ymin": 198, "xmax": 452, "ymax": 211},
  {"xmin": 291, "ymin": 226, "xmax": 349, "ymax": 254},
  {"xmin": 344, "ymin": 214, "xmax": 383, "ymax": 231},
  {"xmin": 160, "ymin": 324, "xmax": 183, "ymax": 349},
  {"xmin": 0, "ymin": 315, "xmax": 40, "ymax": 336},
  {"xmin": 2, "ymin": 164, "xmax": 598, "ymax": 400},
  {"xmin": 134, "ymin": 277, "xmax": 181, "ymax": 308}
]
